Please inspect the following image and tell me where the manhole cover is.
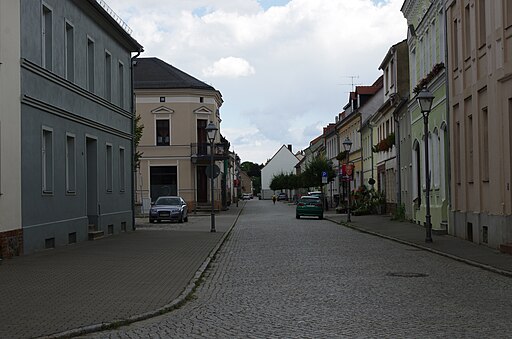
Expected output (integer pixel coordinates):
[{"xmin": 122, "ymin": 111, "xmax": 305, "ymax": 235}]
[{"xmin": 386, "ymin": 272, "xmax": 429, "ymax": 278}]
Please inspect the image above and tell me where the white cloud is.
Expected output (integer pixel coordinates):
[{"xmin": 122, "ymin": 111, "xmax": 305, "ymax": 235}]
[
  {"xmin": 105, "ymin": 0, "xmax": 407, "ymax": 164},
  {"xmin": 203, "ymin": 57, "xmax": 256, "ymax": 78}
]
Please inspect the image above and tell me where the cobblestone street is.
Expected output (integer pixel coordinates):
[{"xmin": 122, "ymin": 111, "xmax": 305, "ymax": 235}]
[{"xmin": 89, "ymin": 200, "xmax": 512, "ymax": 338}]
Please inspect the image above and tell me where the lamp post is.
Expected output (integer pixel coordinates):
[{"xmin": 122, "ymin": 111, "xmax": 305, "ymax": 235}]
[
  {"xmin": 343, "ymin": 136, "xmax": 353, "ymax": 222},
  {"xmin": 206, "ymin": 121, "xmax": 218, "ymax": 233},
  {"xmin": 417, "ymin": 87, "xmax": 434, "ymax": 243}
]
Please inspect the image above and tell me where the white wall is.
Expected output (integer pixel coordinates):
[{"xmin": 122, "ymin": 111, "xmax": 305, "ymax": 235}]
[{"xmin": 261, "ymin": 146, "xmax": 298, "ymax": 198}]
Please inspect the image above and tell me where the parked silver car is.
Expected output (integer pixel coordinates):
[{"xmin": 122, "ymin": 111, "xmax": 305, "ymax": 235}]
[{"xmin": 149, "ymin": 196, "xmax": 188, "ymax": 223}]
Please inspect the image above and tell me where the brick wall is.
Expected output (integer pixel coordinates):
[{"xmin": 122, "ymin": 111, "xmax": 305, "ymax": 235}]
[{"xmin": 0, "ymin": 229, "xmax": 23, "ymax": 259}]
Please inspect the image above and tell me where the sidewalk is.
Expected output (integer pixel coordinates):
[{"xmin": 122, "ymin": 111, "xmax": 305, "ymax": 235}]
[
  {"xmin": 323, "ymin": 210, "xmax": 512, "ymax": 277},
  {"xmin": 0, "ymin": 204, "xmax": 243, "ymax": 339}
]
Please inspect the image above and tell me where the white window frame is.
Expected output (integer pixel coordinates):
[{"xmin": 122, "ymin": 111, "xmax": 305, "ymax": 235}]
[
  {"xmin": 65, "ymin": 20, "xmax": 74, "ymax": 81},
  {"xmin": 106, "ymin": 143, "xmax": 113, "ymax": 192},
  {"xmin": 66, "ymin": 133, "xmax": 76, "ymax": 194},
  {"xmin": 118, "ymin": 61, "xmax": 124, "ymax": 108},
  {"xmin": 42, "ymin": 127, "xmax": 54, "ymax": 194},
  {"xmin": 42, "ymin": 3, "xmax": 53, "ymax": 71},
  {"xmin": 87, "ymin": 36, "xmax": 95, "ymax": 92},
  {"xmin": 105, "ymin": 50, "xmax": 112, "ymax": 101},
  {"xmin": 119, "ymin": 147, "xmax": 125, "ymax": 192}
]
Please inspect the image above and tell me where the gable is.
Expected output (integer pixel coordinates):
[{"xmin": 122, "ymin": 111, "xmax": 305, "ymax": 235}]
[
  {"xmin": 151, "ymin": 106, "xmax": 174, "ymax": 114},
  {"xmin": 194, "ymin": 106, "xmax": 213, "ymax": 114}
]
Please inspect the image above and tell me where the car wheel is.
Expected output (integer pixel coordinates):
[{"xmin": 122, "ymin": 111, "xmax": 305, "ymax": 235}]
[
  {"xmin": 184, "ymin": 216, "xmax": 188, "ymax": 222},
  {"xmin": 178, "ymin": 214, "xmax": 184, "ymax": 223},
  {"xmin": 319, "ymin": 214, "xmax": 323, "ymax": 220},
  {"xmin": 296, "ymin": 214, "xmax": 300, "ymax": 219},
  {"xmin": 149, "ymin": 218, "xmax": 155, "ymax": 223}
]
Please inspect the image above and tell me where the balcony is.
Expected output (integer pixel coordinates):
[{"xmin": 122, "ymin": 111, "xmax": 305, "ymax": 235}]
[{"xmin": 191, "ymin": 142, "xmax": 229, "ymax": 163}]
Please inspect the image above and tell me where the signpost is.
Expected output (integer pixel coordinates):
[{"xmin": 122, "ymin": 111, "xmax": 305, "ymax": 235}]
[{"xmin": 321, "ymin": 171, "xmax": 328, "ymax": 184}]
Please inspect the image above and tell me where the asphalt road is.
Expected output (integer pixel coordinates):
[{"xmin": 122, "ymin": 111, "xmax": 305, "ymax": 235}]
[{"xmin": 87, "ymin": 199, "xmax": 512, "ymax": 338}]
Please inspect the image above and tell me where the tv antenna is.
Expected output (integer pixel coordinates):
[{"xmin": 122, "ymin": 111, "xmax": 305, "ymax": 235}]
[{"xmin": 338, "ymin": 75, "xmax": 361, "ymax": 92}]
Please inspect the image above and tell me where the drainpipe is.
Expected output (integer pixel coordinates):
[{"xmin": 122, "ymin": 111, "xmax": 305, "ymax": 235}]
[{"xmin": 131, "ymin": 50, "xmax": 141, "ymax": 230}]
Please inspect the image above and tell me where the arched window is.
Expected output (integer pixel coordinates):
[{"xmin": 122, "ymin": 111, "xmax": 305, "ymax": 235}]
[{"xmin": 433, "ymin": 128, "xmax": 440, "ymax": 188}]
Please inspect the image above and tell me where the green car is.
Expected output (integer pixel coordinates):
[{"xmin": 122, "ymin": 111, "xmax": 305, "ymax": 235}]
[{"xmin": 296, "ymin": 196, "xmax": 323, "ymax": 219}]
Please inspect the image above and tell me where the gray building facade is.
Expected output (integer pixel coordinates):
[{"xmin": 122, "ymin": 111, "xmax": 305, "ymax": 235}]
[{"xmin": 14, "ymin": 0, "xmax": 142, "ymax": 254}]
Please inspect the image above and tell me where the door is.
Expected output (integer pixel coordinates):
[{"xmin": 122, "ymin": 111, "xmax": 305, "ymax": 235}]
[{"xmin": 197, "ymin": 166, "xmax": 208, "ymax": 203}]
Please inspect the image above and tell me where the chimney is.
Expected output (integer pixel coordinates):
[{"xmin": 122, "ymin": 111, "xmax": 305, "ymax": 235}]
[{"xmin": 288, "ymin": 144, "xmax": 292, "ymax": 152}]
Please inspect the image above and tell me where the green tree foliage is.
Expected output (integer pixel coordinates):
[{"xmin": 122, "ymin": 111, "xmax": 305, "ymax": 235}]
[
  {"xmin": 241, "ymin": 161, "xmax": 263, "ymax": 177},
  {"xmin": 134, "ymin": 114, "xmax": 144, "ymax": 169},
  {"xmin": 300, "ymin": 155, "xmax": 336, "ymax": 188}
]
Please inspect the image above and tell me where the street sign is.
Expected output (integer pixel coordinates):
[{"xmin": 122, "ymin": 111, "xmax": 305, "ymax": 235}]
[{"xmin": 205, "ymin": 164, "xmax": 220, "ymax": 178}]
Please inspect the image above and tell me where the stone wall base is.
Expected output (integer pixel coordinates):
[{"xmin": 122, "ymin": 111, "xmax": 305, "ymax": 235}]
[{"xmin": 0, "ymin": 229, "xmax": 23, "ymax": 259}]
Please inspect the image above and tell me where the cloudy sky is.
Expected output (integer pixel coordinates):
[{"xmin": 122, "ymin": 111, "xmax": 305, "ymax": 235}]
[{"xmin": 106, "ymin": 0, "xmax": 407, "ymax": 164}]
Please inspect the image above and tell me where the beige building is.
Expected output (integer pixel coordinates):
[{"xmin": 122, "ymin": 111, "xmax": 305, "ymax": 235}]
[
  {"xmin": 0, "ymin": 0, "xmax": 22, "ymax": 258},
  {"xmin": 446, "ymin": 0, "xmax": 512, "ymax": 249},
  {"xmin": 134, "ymin": 58, "xmax": 226, "ymax": 213}
]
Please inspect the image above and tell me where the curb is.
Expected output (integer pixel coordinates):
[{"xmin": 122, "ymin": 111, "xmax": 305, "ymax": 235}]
[
  {"xmin": 324, "ymin": 216, "xmax": 512, "ymax": 279},
  {"xmin": 40, "ymin": 204, "xmax": 245, "ymax": 339}
]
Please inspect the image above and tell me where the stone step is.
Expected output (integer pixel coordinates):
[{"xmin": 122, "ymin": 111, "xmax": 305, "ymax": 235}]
[
  {"xmin": 499, "ymin": 243, "xmax": 512, "ymax": 255},
  {"xmin": 88, "ymin": 230, "xmax": 104, "ymax": 241}
]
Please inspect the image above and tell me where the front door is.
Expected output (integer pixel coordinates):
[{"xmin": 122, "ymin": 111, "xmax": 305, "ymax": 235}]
[{"xmin": 197, "ymin": 166, "xmax": 208, "ymax": 203}]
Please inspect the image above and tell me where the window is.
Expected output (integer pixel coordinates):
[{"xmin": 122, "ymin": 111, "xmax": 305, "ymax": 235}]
[
  {"xmin": 156, "ymin": 120, "xmax": 170, "ymax": 146},
  {"xmin": 452, "ymin": 18, "xmax": 459, "ymax": 68},
  {"xmin": 431, "ymin": 20, "xmax": 436, "ymax": 66},
  {"xmin": 65, "ymin": 21, "xmax": 74, "ymax": 81},
  {"xmin": 66, "ymin": 134, "xmax": 76, "ymax": 193},
  {"xmin": 411, "ymin": 47, "xmax": 417, "ymax": 89},
  {"xmin": 507, "ymin": 0, "xmax": 512, "ymax": 28},
  {"xmin": 42, "ymin": 128, "xmax": 53, "ymax": 194},
  {"xmin": 87, "ymin": 38, "xmax": 95, "ymax": 92},
  {"xmin": 464, "ymin": 4, "xmax": 471, "ymax": 59},
  {"xmin": 119, "ymin": 147, "xmax": 125, "ymax": 192},
  {"xmin": 42, "ymin": 5, "xmax": 53, "ymax": 70},
  {"xmin": 105, "ymin": 51, "xmax": 112, "ymax": 101},
  {"xmin": 118, "ymin": 61, "xmax": 124, "ymax": 108},
  {"xmin": 481, "ymin": 107, "xmax": 489, "ymax": 181},
  {"xmin": 466, "ymin": 113, "xmax": 474, "ymax": 183},
  {"xmin": 425, "ymin": 28, "xmax": 430, "ymax": 70},
  {"xmin": 106, "ymin": 144, "xmax": 113, "ymax": 192},
  {"xmin": 390, "ymin": 60, "xmax": 395, "ymax": 89},
  {"xmin": 478, "ymin": 0, "xmax": 486, "ymax": 48},
  {"xmin": 455, "ymin": 119, "xmax": 461, "ymax": 184},
  {"xmin": 439, "ymin": 10, "xmax": 445, "ymax": 64}
]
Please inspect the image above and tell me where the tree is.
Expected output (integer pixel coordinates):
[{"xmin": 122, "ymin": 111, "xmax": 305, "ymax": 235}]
[
  {"xmin": 241, "ymin": 161, "xmax": 263, "ymax": 177},
  {"xmin": 300, "ymin": 155, "xmax": 336, "ymax": 189},
  {"xmin": 134, "ymin": 114, "xmax": 144, "ymax": 169}
]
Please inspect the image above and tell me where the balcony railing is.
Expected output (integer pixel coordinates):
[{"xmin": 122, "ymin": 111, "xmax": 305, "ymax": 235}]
[{"xmin": 191, "ymin": 142, "xmax": 229, "ymax": 163}]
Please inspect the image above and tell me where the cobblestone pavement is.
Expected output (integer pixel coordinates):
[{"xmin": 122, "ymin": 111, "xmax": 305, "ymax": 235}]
[{"xmin": 88, "ymin": 200, "xmax": 512, "ymax": 338}]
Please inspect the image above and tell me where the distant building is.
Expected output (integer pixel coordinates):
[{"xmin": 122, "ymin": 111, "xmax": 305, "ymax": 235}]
[
  {"xmin": 261, "ymin": 145, "xmax": 299, "ymax": 199},
  {"xmin": 0, "ymin": 0, "xmax": 143, "ymax": 257},
  {"xmin": 133, "ymin": 57, "xmax": 227, "ymax": 212}
]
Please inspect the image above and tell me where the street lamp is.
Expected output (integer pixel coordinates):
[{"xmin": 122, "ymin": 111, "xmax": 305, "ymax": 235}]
[
  {"xmin": 206, "ymin": 121, "xmax": 218, "ymax": 233},
  {"xmin": 343, "ymin": 136, "xmax": 353, "ymax": 222},
  {"xmin": 417, "ymin": 87, "xmax": 434, "ymax": 243}
]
